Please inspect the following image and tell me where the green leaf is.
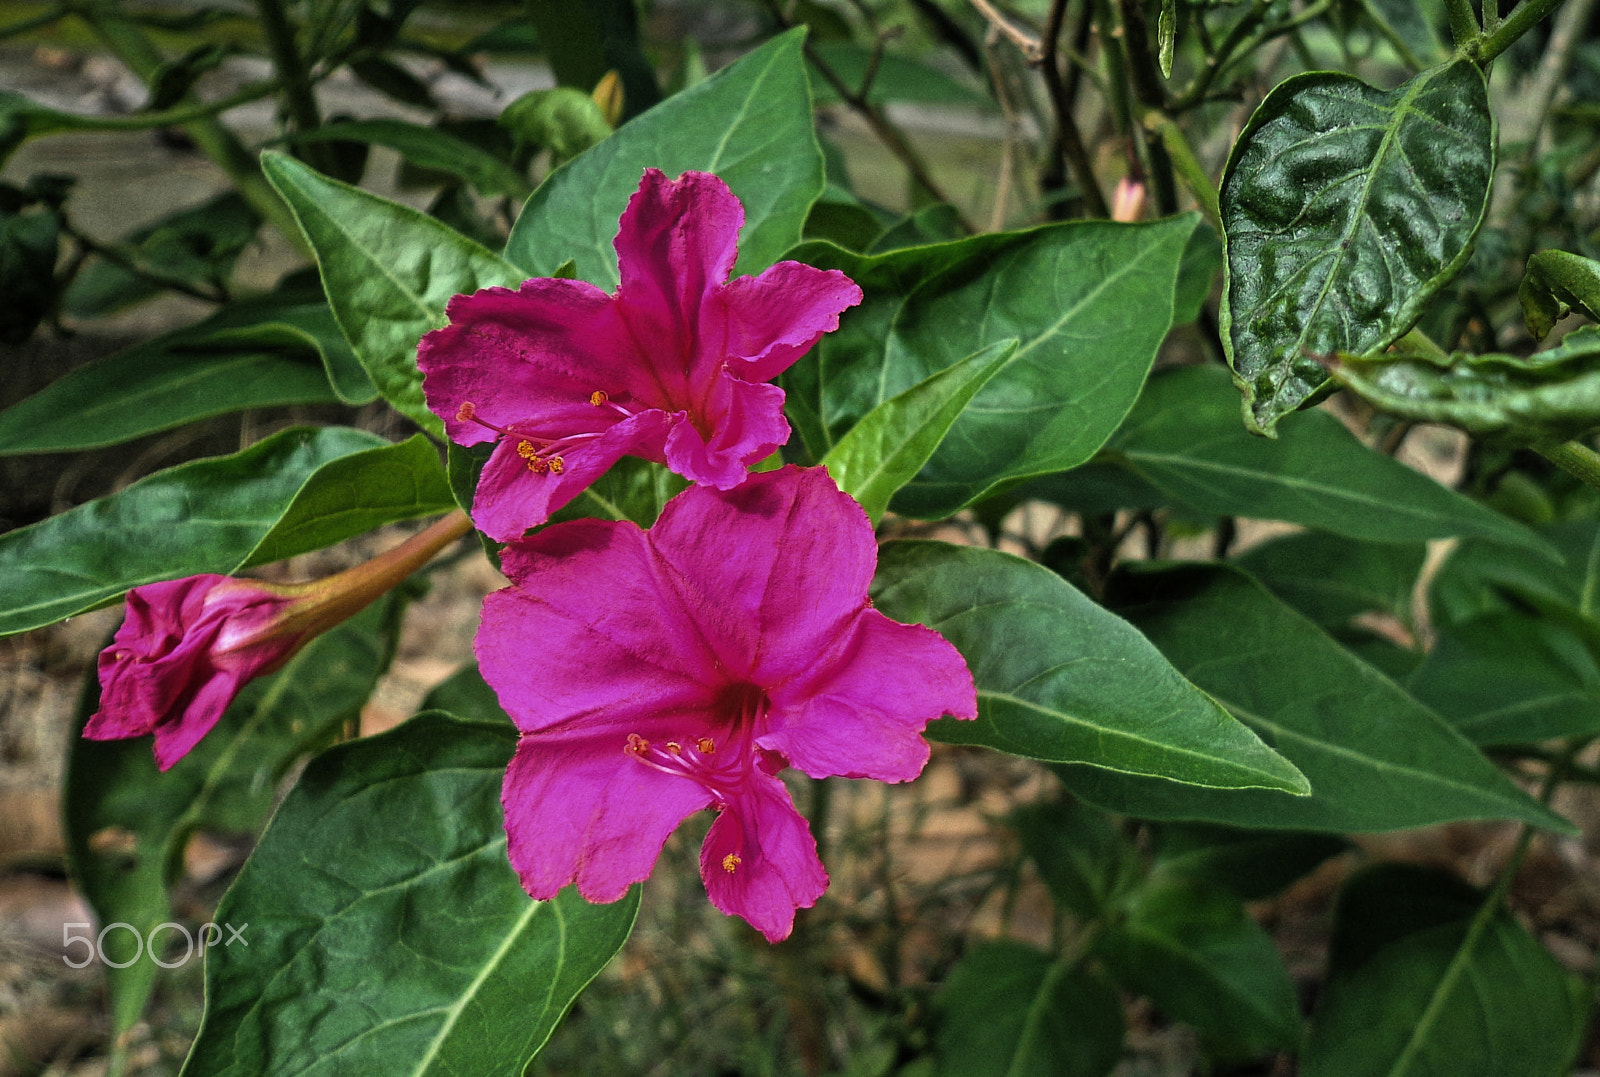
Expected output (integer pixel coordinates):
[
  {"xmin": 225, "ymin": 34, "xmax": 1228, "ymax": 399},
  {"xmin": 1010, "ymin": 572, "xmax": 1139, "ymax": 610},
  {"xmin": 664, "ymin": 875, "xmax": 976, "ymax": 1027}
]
[
  {"xmin": 66, "ymin": 600, "xmax": 402, "ymax": 1036},
  {"xmin": 1233, "ymin": 530, "xmax": 1425, "ymax": 628},
  {"xmin": 239, "ymin": 434, "xmax": 453, "ymax": 566},
  {"xmin": 261, "ymin": 151, "xmax": 524, "ymax": 437},
  {"xmin": 1353, "ymin": 0, "xmax": 1445, "ymax": 69},
  {"xmin": 0, "ymin": 426, "xmax": 451, "ymax": 636},
  {"xmin": 1065, "ymin": 562, "xmax": 1574, "ymax": 832},
  {"xmin": 548, "ymin": 456, "xmax": 688, "ymax": 528},
  {"xmin": 1520, "ymin": 249, "xmax": 1600, "ymax": 341},
  {"xmin": 1158, "ymin": 0, "xmax": 1177, "ymax": 78},
  {"xmin": 1326, "ymin": 326, "xmax": 1600, "ymax": 440},
  {"xmin": 503, "ymin": 29, "xmax": 822, "ymax": 286},
  {"xmin": 822, "ymin": 339, "xmax": 1015, "ymax": 523},
  {"xmin": 1303, "ymin": 864, "xmax": 1589, "ymax": 1077},
  {"xmin": 1152, "ymin": 824, "xmax": 1347, "ymax": 901},
  {"xmin": 1429, "ymin": 518, "xmax": 1600, "ymax": 630},
  {"xmin": 1220, "ymin": 61, "xmax": 1493, "ymax": 434},
  {"xmin": 180, "ymin": 713, "xmax": 639, "ymax": 1075},
  {"xmin": 786, "ymin": 215, "xmax": 1199, "ymax": 517},
  {"xmin": 1104, "ymin": 365, "xmax": 1550, "ymax": 555},
  {"xmin": 934, "ymin": 941, "xmax": 1123, "ymax": 1077},
  {"xmin": 0, "ymin": 199, "xmax": 59, "ymax": 343},
  {"xmin": 1406, "ymin": 610, "xmax": 1600, "ymax": 745},
  {"xmin": 284, "ymin": 119, "xmax": 532, "ymax": 200},
  {"xmin": 1097, "ymin": 878, "xmax": 1301, "ymax": 1057},
  {"xmin": 871, "ymin": 541, "xmax": 1308, "ymax": 794},
  {"xmin": 420, "ymin": 663, "xmax": 508, "ymax": 726},
  {"xmin": 1012, "ymin": 799, "xmax": 1137, "ymax": 919},
  {"xmin": 805, "ymin": 43, "xmax": 994, "ymax": 109},
  {"xmin": 0, "ymin": 295, "xmax": 377, "ymax": 455}
]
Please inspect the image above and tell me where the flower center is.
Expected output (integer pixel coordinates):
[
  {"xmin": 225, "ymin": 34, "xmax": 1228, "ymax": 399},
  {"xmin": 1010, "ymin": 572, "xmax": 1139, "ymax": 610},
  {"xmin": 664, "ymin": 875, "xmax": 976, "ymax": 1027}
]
[{"xmin": 454, "ymin": 394, "xmax": 637, "ymax": 475}]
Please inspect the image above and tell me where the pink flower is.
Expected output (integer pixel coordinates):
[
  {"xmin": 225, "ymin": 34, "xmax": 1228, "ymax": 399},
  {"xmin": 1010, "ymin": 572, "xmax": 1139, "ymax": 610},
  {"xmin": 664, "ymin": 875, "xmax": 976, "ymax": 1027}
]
[
  {"xmin": 418, "ymin": 168, "xmax": 863, "ymax": 542},
  {"xmin": 479, "ymin": 466, "xmax": 977, "ymax": 941},
  {"xmin": 86, "ymin": 511, "xmax": 473, "ymax": 771},
  {"xmin": 86, "ymin": 575, "xmax": 304, "ymax": 771}
]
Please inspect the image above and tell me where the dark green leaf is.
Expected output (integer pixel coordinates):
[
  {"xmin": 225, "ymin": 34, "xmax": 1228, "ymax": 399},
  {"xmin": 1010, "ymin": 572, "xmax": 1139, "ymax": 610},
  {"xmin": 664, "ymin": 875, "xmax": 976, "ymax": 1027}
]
[
  {"xmin": 1152, "ymin": 824, "xmax": 1347, "ymax": 900},
  {"xmin": 0, "ymin": 426, "xmax": 436, "ymax": 636},
  {"xmin": 524, "ymin": 0, "xmax": 659, "ymax": 122},
  {"xmin": 286, "ymin": 119, "xmax": 532, "ymax": 199},
  {"xmin": 868, "ymin": 203, "xmax": 965, "ymax": 253},
  {"xmin": 1065, "ymin": 562, "xmax": 1573, "ymax": 832},
  {"xmin": 0, "ymin": 202, "xmax": 58, "ymax": 342},
  {"xmin": 1220, "ymin": 61, "xmax": 1493, "ymax": 434},
  {"xmin": 548, "ymin": 456, "xmax": 688, "ymax": 528},
  {"xmin": 1098, "ymin": 878, "xmax": 1301, "ymax": 1057},
  {"xmin": 1520, "ymin": 249, "xmax": 1600, "ymax": 341},
  {"xmin": 935, "ymin": 941, "xmax": 1123, "ymax": 1077},
  {"xmin": 1012, "ymin": 799, "xmax": 1136, "ymax": 919},
  {"xmin": 1106, "ymin": 366, "xmax": 1551, "ymax": 554},
  {"xmin": 349, "ymin": 56, "xmax": 437, "ymax": 109},
  {"xmin": 503, "ymin": 29, "xmax": 821, "ymax": 285},
  {"xmin": 1429, "ymin": 518, "xmax": 1600, "ymax": 630},
  {"xmin": 822, "ymin": 339, "xmax": 1015, "ymax": 523},
  {"xmin": 1174, "ymin": 219, "xmax": 1223, "ymax": 325},
  {"xmin": 806, "ymin": 43, "xmax": 993, "ymax": 108},
  {"xmin": 872, "ymin": 541, "xmax": 1308, "ymax": 793},
  {"xmin": 1304, "ymin": 864, "xmax": 1588, "ymax": 1077},
  {"xmin": 786, "ymin": 216, "xmax": 1198, "ymax": 517},
  {"xmin": 261, "ymin": 151, "xmax": 524, "ymax": 437},
  {"xmin": 1353, "ymin": 0, "xmax": 1445, "ymax": 69},
  {"xmin": 1407, "ymin": 610, "xmax": 1600, "ymax": 745},
  {"xmin": 1233, "ymin": 530, "xmax": 1425, "ymax": 628},
  {"xmin": 0, "ymin": 297, "xmax": 378, "ymax": 456},
  {"xmin": 420, "ymin": 663, "xmax": 508, "ymax": 726},
  {"xmin": 66, "ymin": 600, "xmax": 401, "ymax": 1035},
  {"xmin": 148, "ymin": 43, "xmax": 234, "ymax": 112},
  {"xmin": 1327, "ymin": 326, "xmax": 1600, "ymax": 439},
  {"xmin": 180, "ymin": 713, "xmax": 638, "ymax": 1075}
]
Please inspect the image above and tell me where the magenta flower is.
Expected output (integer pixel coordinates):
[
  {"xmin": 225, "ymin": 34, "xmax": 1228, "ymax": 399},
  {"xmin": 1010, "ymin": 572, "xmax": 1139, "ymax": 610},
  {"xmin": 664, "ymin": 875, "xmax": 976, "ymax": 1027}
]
[
  {"xmin": 86, "ymin": 511, "xmax": 473, "ymax": 771},
  {"xmin": 478, "ymin": 466, "xmax": 977, "ymax": 941},
  {"xmin": 418, "ymin": 168, "xmax": 863, "ymax": 542},
  {"xmin": 86, "ymin": 575, "xmax": 304, "ymax": 770}
]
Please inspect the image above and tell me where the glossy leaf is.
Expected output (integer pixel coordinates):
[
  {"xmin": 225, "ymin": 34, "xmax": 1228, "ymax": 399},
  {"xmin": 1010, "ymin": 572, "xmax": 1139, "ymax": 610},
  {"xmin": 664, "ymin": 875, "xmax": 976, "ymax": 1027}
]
[
  {"xmin": 1098, "ymin": 878, "xmax": 1301, "ymax": 1057},
  {"xmin": 285, "ymin": 119, "xmax": 532, "ymax": 199},
  {"xmin": 1304, "ymin": 864, "xmax": 1588, "ymax": 1077},
  {"xmin": 261, "ymin": 150, "xmax": 524, "ymax": 437},
  {"xmin": 822, "ymin": 339, "xmax": 1015, "ymax": 523},
  {"xmin": 1327, "ymin": 326, "xmax": 1600, "ymax": 439},
  {"xmin": 0, "ymin": 426, "xmax": 449, "ymax": 636},
  {"xmin": 1104, "ymin": 366, "xmax": 1549, "ymax": 554},
  {"xmin": 1220, "ymin": 61, "xmax": 1493, "ymax": 434},
  {"xmin": 0, "ymin": 295, "xmax": 376, "ymax": 455},
  {"xmin": 1152, "ymin": 824, "xmax": 1348, "ymax": 901},
  {"xmin": 1520, "ymin": 249, "xmax": 1600, "ymax": 341},
  {"xmin": 180, "ymin": 713, "xmax": 639, "ymax": 1075},
  {"xmin": 1066, "ymin": 563, "xmax": 1573, "ymax": 832},
  {"xmin": 239, "ymin": 433, "xmax": 454, "ymax": 566},
  {"xmin": 66, "ymin": 601, "xmax": 401, "ymax": 1036},
  {"xmin": 786, "ymin": 216, "xmax": 1198, "ymax": 516},
  {"xmin": 934, "ymin": 941, "xmax": 1123, "ymax": 1077},
  {"xmin": 871, "ymin": 541, "xmax": 1308, "ymax": 794},
  {"xmin": 503, "ymin": 29, "xmax": 821, "ymax": 285},
  {"xmin": 1233, "ymin": 530, "xmax": 1425, "ymax": 628},
  {"xmin": 1407, "ymin": 610, "xmax": 1600, "ymax": 745}
]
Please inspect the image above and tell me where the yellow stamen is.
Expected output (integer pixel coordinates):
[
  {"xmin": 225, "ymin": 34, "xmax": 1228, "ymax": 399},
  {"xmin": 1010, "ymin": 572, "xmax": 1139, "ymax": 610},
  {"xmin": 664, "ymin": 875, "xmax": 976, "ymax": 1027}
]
[
  {"xmin": 590, "ymin": 390, "xmax": 609, "ymax": 406},
  {"xmin": 456, "ymin": 401, "xmax": 477, "ymax": 422},
  {"xmin": 548, "ymin": 456, "xmax": 565, "ymax": 474},
  {"xmin": 696, "ymin": 737, "xmax": 716, "ymax": 754},
  {"xmin": 516, "ymin": 441, "xmax": 538, "ymax": 460},
  {"xmin": 722, "ymin": 853, "xmax": 741, "ymax": 874},
  {"xmin": 665, "ymin": 741, "xmax": 682, "ymax": 755},
  {"xmin": 625, "ymin": 733, "xmax": 650, "ymax": 755}
]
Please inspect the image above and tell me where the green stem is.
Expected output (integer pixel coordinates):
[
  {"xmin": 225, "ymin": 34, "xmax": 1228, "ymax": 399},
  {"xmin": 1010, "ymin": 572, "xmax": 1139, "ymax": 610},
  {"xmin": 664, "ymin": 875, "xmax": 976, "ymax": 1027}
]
[
  {"xmin": 254, "ymin": 0, "xmax": 337, "ymax": 176},
  {"xmin": 1143, "ymin": 112, "xmax": 1220, "ymax": 223},
  {"xmin": 0, "ymin": 4, "xmax": 69, "ymax": 40},
  {"xmin": 1169, "ymin": 0, "xmax": 1272, "ymax": 112},
  {"xmin": 34, "ymin": 78, "xmax": 282, "ymax": 132},
  {"xmin": 74, "ymin": 0, "xmax": 311, "ymax": 257},
  {"xmin": 1400, "ymin": 326, "xmax": 1451, "ymax": 360},
  {"xmin": 1443, "ymin": 0, "xmax": 1482, "ymax": 49},
  {"xmin": 1534, "ymin": 439, "xmax": 1600, "ymax": 492},
  {"xmin": 1477, "ymin": 0, "xmax": 1566, "ymax": 61}
]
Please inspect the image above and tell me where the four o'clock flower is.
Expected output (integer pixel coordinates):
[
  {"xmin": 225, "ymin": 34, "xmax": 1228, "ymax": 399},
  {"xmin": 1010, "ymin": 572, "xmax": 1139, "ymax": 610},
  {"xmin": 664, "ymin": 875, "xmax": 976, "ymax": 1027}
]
[
  {"xmin": 478, "ymin": 466, "xmax": 977, "ymax": 941},
  {"xmin": 86, "ymin": 510, "xmax": 472, "ymax": 771},
  {"xmin": 418, "ymin": 168, "xmax": 862, "ymax": 542}
]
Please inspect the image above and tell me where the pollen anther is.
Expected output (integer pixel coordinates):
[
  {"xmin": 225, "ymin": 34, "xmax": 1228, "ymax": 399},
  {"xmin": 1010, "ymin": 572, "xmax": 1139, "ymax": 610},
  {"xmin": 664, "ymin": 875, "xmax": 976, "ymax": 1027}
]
[
  {"xmin": 696, "ymin": 736, "xmax": 716, "ymax": 754},
  {"xmin": 722, "ymin": 853, "xmax": 741, "ymax": 874},
  {"xmin": 548, "ymin": 456, "xmax": 565, "ymax": 474},
  {"xmin": 456, "ymin": 401, "xmax": 477, "ymax": 422},
  {"xmin": 590, "ymin": 390, "xmax": 609, "ymax": 406}
]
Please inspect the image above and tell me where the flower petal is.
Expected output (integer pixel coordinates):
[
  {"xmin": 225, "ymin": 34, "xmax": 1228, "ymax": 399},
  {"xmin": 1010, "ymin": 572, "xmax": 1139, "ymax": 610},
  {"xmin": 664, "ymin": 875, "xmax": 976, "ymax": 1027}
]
[
  {"xmin": 468, "ymin": 409, "xmax": 674, "ymax": 542},
  {"xmin": 614, "ymin": 170, "xmax": 743, "ymax": 375},
  {"xmin": 481, "ymin": 519, "xmax": 725, "ymax": 730},
  {"xmin": 646, "ymin": 467, "xmax": 878, "ymax": 681},
  {"xmin": 662, "ymin": 377, "xmax": 789, "ymax": 490},
  {"xmin": 699, "ymin": 769, "xmax": 828, "ymax": 942},
  {"xmin": 504, "ymin": 731, "xmax": 713, "ymax": 903},
  {"xmin": 713, "ymin": 261, "xmax": 864, "ymax": 383},
  {"xmin": 763, "ymin": 611, "xmax": 978, "ymax": 783},
  {"xmin": 419, "ymin": 278, "xmax": 652, "ymax": 444}
]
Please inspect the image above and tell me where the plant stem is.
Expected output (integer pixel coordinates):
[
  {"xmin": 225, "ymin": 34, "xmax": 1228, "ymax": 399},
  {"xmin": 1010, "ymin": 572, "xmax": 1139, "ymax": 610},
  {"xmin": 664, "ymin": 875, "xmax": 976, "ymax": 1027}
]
[
  {"xmin": 254, "ymin": 0, "xmax": 337, "ymax": 177},
  {"xmin": 1534, "ymin": 439, "xmax": 1600, "ymax": 492},
  {"xmin": 1443, "ymin": 0, "xmax": 1482, "ymax": 49},
  {"xmin": 1143, "ymin": 112, "xmax": 1220, "ymax": 223},
  {"xmin": 1040, "ymin": 0, "xmax": 1110, "ymax": 217},
  {"xmin": 1169, "ymin": 0, "xmax": 1272, "ymax": 111},
  {"xmin": 1477, "ymin": 0, "xmax": 1567, "ymax": 61},
  {"xmin": 73, "ymin": 0, "xmax": 311, "ymax": 257}
]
